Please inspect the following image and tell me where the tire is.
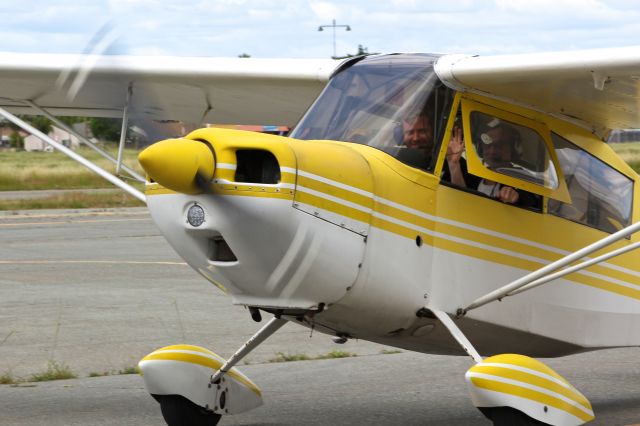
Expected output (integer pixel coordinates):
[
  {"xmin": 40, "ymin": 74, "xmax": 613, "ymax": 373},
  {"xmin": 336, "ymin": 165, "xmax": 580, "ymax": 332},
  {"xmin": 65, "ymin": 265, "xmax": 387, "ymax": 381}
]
[
  {"xmin": 481, "ymin": 407, "xmax": 549, "ymax": 426},
  {"xmin": 153, "ymin": 394, "xmax": 222, "ymax": 426}
]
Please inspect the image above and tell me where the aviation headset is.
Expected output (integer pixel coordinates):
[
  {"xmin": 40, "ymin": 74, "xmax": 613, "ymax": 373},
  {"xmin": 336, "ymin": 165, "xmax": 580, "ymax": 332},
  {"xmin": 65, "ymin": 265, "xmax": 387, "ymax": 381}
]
[{"xmin": 476, "ymin": 117, "xmax": 524, "ymax": 158}]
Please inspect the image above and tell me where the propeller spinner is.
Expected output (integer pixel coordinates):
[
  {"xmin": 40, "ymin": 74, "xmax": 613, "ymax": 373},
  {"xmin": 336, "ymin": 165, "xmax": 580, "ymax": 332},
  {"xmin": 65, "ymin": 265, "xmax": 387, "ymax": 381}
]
[{"xmin": 138, "ymin": 138, "xmax": 215, "ymax": 194}]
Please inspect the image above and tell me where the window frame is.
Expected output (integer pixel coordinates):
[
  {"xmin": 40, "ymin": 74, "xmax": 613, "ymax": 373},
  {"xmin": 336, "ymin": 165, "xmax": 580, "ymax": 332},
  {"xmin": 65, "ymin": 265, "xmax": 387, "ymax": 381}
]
[
  {"xmin": 548, "ymin": 132, "xmax": 634, "ymax": 233},
  {"xmin": 460, "ymin": 98, "xmax": 571, "ymax": 203}
]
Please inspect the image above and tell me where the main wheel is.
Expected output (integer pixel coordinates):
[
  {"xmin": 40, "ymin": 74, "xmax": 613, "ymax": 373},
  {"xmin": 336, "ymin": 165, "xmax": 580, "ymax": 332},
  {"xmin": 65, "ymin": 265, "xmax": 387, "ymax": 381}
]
[
  {"xmin": 481, "ymin": 407, "xmax": 549, "ymax": 426},
  {"xmin": 153, "ymin": 394, "xmax": 221, "ymax": 426}
]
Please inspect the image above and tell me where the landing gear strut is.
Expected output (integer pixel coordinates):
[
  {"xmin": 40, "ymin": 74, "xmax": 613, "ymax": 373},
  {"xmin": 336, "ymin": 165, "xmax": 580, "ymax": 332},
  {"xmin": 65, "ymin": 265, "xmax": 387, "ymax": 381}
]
[{"xmin": 422, "ymin": 308, "xmax": 593, "ymax": 426}]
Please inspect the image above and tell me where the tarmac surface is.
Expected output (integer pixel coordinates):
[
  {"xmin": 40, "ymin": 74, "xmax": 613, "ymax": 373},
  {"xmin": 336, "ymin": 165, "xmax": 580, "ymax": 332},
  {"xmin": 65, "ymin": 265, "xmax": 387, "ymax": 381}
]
[
  {"xmin": 1, "ymin": 207, "xmax": 639, "ymax": 425},
  {"xmin": 0, "ymin": 207, "xmax": 395, "ymax": 378}
]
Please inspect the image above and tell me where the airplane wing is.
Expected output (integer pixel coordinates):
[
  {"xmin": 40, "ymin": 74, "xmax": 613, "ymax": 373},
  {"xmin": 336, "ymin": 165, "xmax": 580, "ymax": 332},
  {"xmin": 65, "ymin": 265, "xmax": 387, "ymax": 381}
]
[
  {"xmin": 4, "ymin": 47, "xmax": 639, "ymax": 138},
  {"xmin": 434, "ymin": 46, "xmax": 640, "ymax": 139},
  {"xmin": 0, "ymin": 52, "xmax": 339, "ymax": 127}
]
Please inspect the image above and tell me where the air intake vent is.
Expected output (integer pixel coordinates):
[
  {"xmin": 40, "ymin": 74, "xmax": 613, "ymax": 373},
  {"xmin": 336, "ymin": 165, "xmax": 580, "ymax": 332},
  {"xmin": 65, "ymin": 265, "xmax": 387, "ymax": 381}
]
[
  {"xmin": 235, "ymin": 150, "xmax": 280, "ymax": 184},
  {"xmin": 209, "ymin": 236, "xmax": 237, "ymax": 262}
]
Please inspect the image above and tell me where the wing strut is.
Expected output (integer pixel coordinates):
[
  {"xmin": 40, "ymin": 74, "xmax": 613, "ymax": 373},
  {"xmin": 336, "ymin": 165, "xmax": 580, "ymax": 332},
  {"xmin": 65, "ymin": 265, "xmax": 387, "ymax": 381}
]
[
  {"xmin": 115, "ymin": 83, "xmax": 132, "ymax": 177},
  {"xmin": 23, "ymin": 99, "xmax": 145, "ymax": 183},
  {"xmin": 508, "ymin": 240, "xmax": 640, "ymax": 297},
  {"xmin": 459, "ymin": 219, "xmax": 640, "ymax": 316},
  {"xmin": 0, "ymin": 106, "xmax": 145, "ymax": 203}
]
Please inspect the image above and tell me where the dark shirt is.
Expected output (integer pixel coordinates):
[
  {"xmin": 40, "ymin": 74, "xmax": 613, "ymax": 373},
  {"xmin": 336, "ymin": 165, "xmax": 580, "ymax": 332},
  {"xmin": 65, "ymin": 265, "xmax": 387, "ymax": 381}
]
[
  {"xmin": 395, "ymin": 147, "xmax": 433, "ymax": 172},
  {"xmin": 441, "ymin": 157, "xmax": 481, "ymax": 189}
]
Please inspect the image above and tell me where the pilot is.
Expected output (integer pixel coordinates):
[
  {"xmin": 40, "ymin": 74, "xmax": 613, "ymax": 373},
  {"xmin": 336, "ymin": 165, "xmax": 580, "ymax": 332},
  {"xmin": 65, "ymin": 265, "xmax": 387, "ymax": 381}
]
[
  {"xmin": 400, "ymin": 112, "xmax": 435, "ymax": 170},
  {"xmin": 402, "ymin": 113, "xmax": 433, "ymax": 150}
]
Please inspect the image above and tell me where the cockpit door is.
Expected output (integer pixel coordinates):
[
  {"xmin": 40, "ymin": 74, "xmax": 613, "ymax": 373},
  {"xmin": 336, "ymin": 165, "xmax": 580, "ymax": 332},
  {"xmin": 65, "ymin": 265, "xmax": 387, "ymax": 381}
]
[{"xmin": 460, "ymin": 97, "xmax": 571, "ymax": 203}]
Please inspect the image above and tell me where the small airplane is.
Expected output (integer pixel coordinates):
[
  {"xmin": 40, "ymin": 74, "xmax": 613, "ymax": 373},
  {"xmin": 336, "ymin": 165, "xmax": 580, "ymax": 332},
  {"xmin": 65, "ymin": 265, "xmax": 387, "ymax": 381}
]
[{"xmin": 1, "ymin": 45, "xmax": 640, "ymax": 426}]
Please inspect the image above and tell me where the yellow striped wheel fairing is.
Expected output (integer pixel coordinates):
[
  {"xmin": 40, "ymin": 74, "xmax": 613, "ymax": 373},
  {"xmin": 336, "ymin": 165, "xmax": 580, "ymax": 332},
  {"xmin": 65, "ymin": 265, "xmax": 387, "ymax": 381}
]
[
  {"xmin": 140, "ymin": 344, "xmax": 261, "ymax": 397},
  {"xmin": 466, "ymin": 354, "xmax": 594, "ymax": 425}
]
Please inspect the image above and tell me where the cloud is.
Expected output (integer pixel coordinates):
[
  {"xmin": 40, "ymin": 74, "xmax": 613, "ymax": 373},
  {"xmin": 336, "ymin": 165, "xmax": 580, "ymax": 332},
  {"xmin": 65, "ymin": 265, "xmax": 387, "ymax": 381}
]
[
  {"xmin": 309, "ymin": 1, "xmax": 341, "ymax": 20},
  {"xmin": 1, "ymin": 0, "xmax": 640, "ymax": 57}
]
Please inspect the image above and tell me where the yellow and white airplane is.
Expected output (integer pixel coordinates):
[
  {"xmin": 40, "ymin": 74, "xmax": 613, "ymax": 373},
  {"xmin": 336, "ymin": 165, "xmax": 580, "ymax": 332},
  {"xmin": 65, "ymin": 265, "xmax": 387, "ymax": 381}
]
[{"xmin": 1, "ymin": 46, "xmax": 640, "ymax": 425}]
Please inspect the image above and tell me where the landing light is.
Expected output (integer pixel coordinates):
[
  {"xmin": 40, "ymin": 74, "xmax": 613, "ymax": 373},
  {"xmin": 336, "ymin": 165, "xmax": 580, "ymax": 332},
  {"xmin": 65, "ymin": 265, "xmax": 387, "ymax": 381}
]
[{"xmin": 187, "ymin": 204, "xmax": 205, "ymax": 227}]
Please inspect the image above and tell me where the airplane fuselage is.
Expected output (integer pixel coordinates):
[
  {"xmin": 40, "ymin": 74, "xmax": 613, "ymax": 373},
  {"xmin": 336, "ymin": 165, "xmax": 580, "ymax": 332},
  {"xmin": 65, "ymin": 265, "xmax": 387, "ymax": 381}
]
[{"xmin": 142, "ymin": 54, "xmax": 640, "ymax": 359}]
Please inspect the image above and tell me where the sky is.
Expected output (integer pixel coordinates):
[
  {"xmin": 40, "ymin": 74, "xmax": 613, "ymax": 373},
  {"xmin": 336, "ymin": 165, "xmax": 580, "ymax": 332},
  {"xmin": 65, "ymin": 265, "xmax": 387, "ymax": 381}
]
[{"xmin": 1, "ymin": 0, "xmax": 640, "ymax": 58}]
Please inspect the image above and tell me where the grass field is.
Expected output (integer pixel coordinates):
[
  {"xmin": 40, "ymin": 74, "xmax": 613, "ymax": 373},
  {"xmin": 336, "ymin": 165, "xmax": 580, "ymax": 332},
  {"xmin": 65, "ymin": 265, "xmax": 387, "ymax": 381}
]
[
  {"xmin": 0, "ymin": 147, "xmax": 145, "ymax": 210},
  {"xmin": 609, "ymin": 142, "xmax": 640, "ymax": 171},
  {"xmin": 0, "ymin": 191, "xmax": 145, "ymax": 211},
  {"xmin": 0, "ymin": 147, "xmax": 143, "ymax": 191}
]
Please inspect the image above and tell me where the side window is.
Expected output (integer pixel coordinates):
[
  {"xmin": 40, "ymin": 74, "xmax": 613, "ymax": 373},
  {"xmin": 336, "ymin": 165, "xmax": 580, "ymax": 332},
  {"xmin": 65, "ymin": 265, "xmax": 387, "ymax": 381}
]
[
  {"xmin": 469, "ymin": 112, "xmax": 559, "ymax": 189},
  {"xmin": 548, "ymin": 133, "xmax": 633, "ymax": 233},
  {"xmin": 459, "ymin": 99, "xmax": 571, "ymax": 204},
  {"xmin": 440, "ymin": 107, "xmax": 545, "ymax": 210}
]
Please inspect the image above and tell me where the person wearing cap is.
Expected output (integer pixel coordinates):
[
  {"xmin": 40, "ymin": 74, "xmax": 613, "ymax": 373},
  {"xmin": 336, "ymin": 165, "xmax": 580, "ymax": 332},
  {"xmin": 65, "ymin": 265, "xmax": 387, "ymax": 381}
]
[
  {"xmin": 446, "ymin": 122, "xmax": 539, "ymax": 208},
  {"xmin": 476, "ymin": 124, "xmax": 522, "ymax": 203}
]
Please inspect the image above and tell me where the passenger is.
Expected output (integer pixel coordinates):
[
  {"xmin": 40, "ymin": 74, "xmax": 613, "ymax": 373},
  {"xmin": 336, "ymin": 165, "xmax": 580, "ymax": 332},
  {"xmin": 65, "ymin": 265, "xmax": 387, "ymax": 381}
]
[
  {"xmin": 446, "ymin": 122, "xmax": 539, "ymax": 208},
  {"xmin": 442, "ymin": 125, "xmax": 480, "ymax": 189},
  {"xmin": 477, "ymin": 124, "xmax": 523, "ymax": 203}
]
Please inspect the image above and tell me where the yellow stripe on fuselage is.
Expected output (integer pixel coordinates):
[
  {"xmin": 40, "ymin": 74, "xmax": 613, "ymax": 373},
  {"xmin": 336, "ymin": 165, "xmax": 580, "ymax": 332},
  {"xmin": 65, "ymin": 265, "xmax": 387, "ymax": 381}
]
[
  {"xmin": 146, "ymin": 183, "xmax": 294, "ymax": 200},
  {"xmin": 372, "ymin": 210, "xmax": 640, "ymax": 300},
  {"xmin": 295, "ymin": 190, "xmax": 371, "ymax": 224},
  {"xmin": 297, "ymin": 175, "xmax": 373, "ymax": 211}
]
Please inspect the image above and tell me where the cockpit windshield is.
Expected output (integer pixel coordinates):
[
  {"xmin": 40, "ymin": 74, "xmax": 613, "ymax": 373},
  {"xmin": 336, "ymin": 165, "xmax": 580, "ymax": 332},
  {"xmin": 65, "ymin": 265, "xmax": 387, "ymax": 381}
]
[{"xmin": 290, "ymin": 54, "xmax": 452, "ymax": 172}]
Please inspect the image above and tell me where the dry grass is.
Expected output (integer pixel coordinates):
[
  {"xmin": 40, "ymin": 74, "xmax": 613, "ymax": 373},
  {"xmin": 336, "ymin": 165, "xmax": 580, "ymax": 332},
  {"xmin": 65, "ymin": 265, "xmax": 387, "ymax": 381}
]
[
  {"xmin": 268, "ymin": 352, "xmax": 312, "ymax": 363},
  {"xmin": 0, "ymin": 191, "xmax": 145, "ymax": 211},
  {"xmin": 29, "ymin": 361, "xmax": 77, "ymax": 382},
  {"xmin": 0, "ymin": 371, "xmax": 19, "ymax": 385},
  {"xmin": 268, "ymin": 350, "xmax": 357, "ymax": 363},
  {"xmin": 610, "ymin": 142, "xmax": 640, "ymax": 172},
  {"xmin": 379, "ymin": 349, "xmax": 402, "ymax": 355},
  {"xmin": 117, "ymin": 365, "xmax": 140, "ymax": 375},
  {"xmin": 315, "ymin": 350, "xmax": 357, "ymax": 359},
  {"xmin": 0, "ymin": 147, "xmax": 144, "ymax": 191},
  {"xmin": 88, "ymin": 365, "xmax": 140, "ymax": 377}
]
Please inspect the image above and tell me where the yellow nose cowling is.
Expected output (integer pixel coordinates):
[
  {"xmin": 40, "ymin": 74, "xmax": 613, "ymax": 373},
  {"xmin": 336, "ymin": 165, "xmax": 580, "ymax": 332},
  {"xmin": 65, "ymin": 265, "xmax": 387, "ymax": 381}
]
[{"xmin": 138, "ymin": 138, "xmax": 215, "ymax": 194}]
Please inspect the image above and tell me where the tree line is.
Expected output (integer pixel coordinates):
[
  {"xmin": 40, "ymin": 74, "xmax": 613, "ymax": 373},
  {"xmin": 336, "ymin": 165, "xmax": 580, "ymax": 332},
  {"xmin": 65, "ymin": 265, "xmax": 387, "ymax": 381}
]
[{"xmin": 4, "ymin": 116, "xmax": 122, "ymax": 150}]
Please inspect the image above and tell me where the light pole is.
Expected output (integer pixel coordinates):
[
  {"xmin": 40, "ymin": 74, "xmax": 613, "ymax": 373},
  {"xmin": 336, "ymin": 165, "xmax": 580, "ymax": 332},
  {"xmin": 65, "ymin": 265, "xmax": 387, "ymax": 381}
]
[{"xmin": 318, "ymin": 19, "xmax": 351, "ymax": 58}]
